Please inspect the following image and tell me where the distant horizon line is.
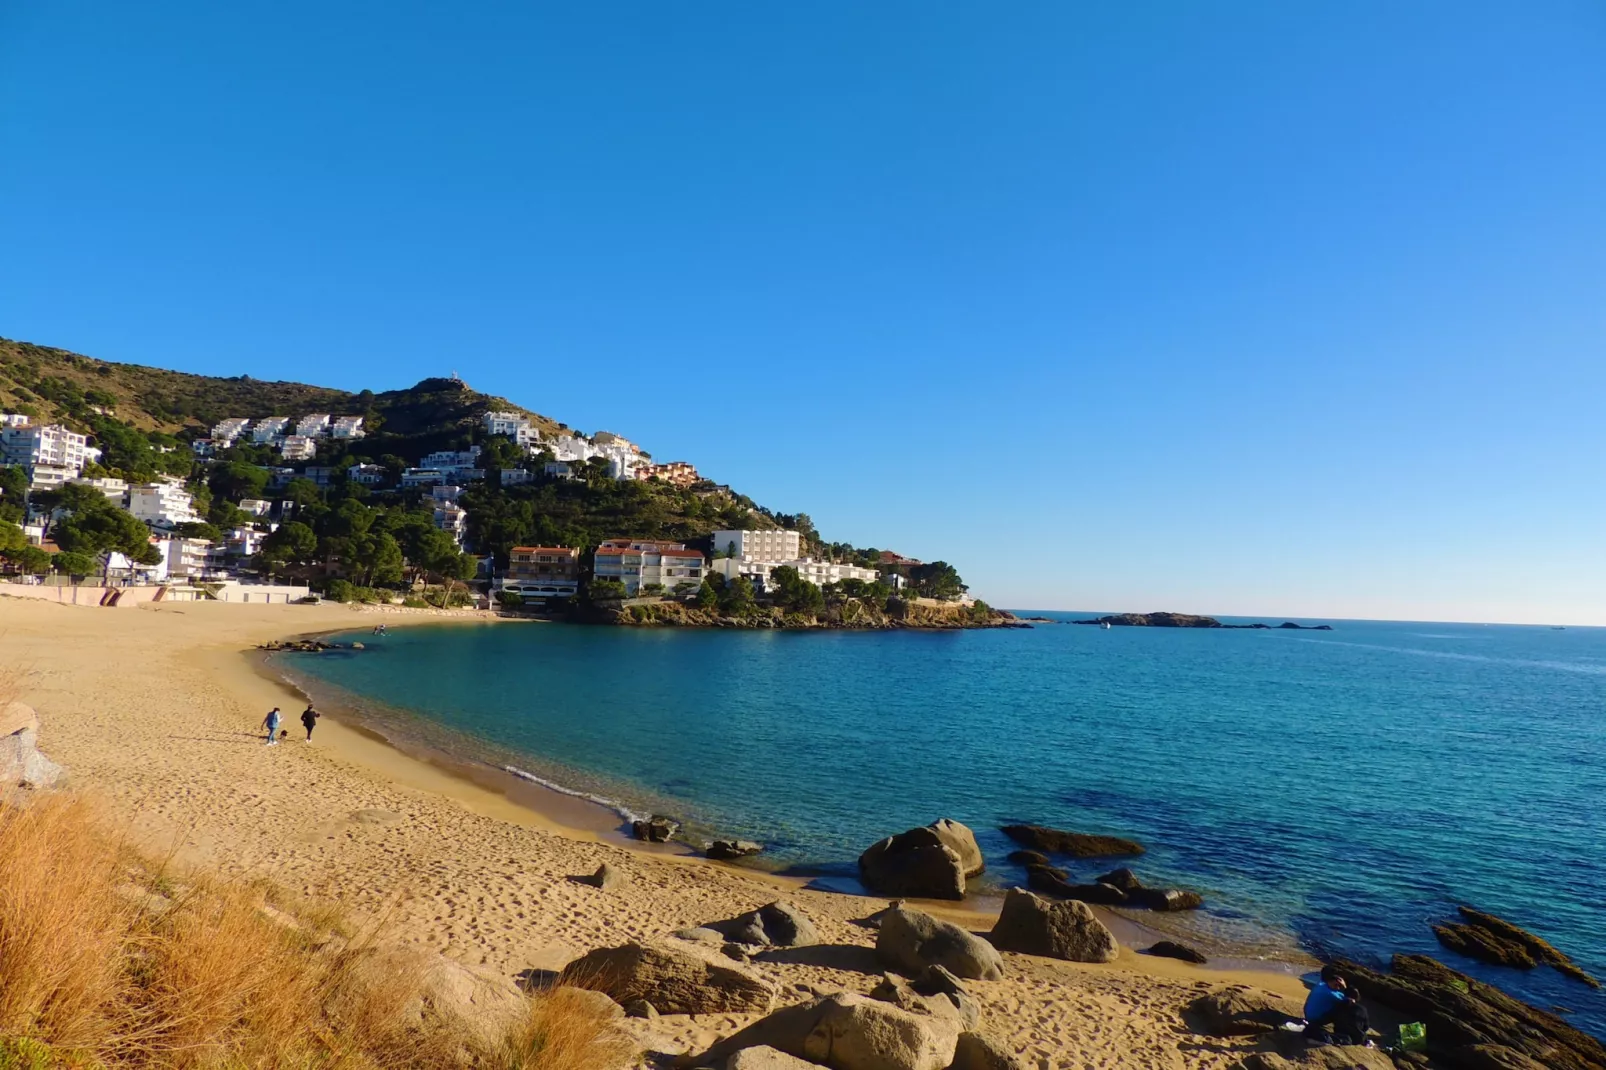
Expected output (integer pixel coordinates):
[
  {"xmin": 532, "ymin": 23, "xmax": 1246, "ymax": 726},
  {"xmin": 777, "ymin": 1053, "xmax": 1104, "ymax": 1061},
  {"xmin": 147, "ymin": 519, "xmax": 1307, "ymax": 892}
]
[{"xmin": 1000, "ymin": 608, "xmax": 1601, "ymax": 629}]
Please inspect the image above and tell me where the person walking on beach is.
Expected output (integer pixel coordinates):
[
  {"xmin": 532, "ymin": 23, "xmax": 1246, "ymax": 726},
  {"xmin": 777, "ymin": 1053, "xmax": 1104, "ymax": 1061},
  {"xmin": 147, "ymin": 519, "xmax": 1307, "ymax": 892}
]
[
  {"xmin": 262, "ymin": 707, "xmax": 282, "ymax": 746},
  {"xmin": 1303, "ymin": 965, "xmax": 1370, "ymax": 1046},
  {"xmin": 300, "ymin": 705, "xmax": 320, "ymax": 742}
]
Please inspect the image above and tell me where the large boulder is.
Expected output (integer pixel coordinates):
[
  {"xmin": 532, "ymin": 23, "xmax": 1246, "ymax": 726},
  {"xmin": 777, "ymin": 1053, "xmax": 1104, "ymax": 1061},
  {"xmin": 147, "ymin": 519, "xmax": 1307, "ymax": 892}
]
[
  {"xmin": 1147, "ymin": 940, "xmax": 1207, "ymax": 964},
  {"xmin": 725, "ymin": 902, "xmax": 820, "ymax": 948},
  {"xmin": 986, "ymin": 889, "xmax": 1117, "ymax": 963},
  {"xmin": 927, "ymin": 819, "xmax": 984, "ymax": 878},
  {"xmin": 876, "ymin": 906, "xmax": 1003, "ymax": 981},
  {"xmin": 1000, "ymin": 824, "xmax": 1143, "ymax": 858},
  {"xmin": 0, "ymin": 703, "xmax": 63, "ymax": 790},
  {"xmin": 684, "ymin": 991, "xmax": 959, "ymax": 1070},
  {"xmin": 558, "ymin": 939, "xmax": 775, "ymax": 1015},
  {"xmin": 949, "ymin": 1031, "xmax": 1027, "ymax": 1070},
  {"xmin": 1129, "ymin": 887, "xmax": 1204, "ymax": 912},
  {"xmin": 708, "ymin": 840, "xmax": 765, "ymax": 861},
  {"xmin": 1186, "ymin": 986, "xmax": 1302, "ymax": 1036},
  {"xmin": 632, "ymin": 815, "xmax": 678, "ymax": 842},
  {"xmin": 859, "ymin": 827, "xmax": 967, "ymax": 900},
  {"xmin": 1445, "ymin": 907, "xmax": 1599, "ymax": 988}
]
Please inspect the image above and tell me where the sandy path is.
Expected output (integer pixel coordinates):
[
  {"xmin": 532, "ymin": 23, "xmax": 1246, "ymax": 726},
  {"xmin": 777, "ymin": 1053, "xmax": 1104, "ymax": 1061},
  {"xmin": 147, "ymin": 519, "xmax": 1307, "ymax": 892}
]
[{"xmin": 0, "ymin": 596, "xmax": 1306, "ymax": 1068}]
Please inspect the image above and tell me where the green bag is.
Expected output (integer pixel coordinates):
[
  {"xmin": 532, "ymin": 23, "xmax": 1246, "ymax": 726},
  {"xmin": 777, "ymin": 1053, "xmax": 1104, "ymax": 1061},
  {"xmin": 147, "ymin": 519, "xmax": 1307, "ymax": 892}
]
[{"xmin": 1399, "ymin": 1021, "xmax": 1428, "ymax": 1052}]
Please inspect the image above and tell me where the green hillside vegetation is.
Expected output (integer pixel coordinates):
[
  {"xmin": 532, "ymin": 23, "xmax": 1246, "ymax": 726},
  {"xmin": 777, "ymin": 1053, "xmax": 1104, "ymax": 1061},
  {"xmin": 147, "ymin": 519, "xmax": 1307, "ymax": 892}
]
[{"xmin": 0, "ymin": 335, "xmax": 968, "ymax": 605}]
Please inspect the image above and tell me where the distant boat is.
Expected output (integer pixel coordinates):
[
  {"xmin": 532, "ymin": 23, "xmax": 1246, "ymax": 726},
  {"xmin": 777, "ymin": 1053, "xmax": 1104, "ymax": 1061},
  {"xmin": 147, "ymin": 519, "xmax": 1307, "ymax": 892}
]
[
  {"xmin": 1552, "ymin": 626, "xmax": 1566, "ymax": 630},
  {"xmin": 1101, "ymin": 620, "xmax": 1112, "ymax": 630}
]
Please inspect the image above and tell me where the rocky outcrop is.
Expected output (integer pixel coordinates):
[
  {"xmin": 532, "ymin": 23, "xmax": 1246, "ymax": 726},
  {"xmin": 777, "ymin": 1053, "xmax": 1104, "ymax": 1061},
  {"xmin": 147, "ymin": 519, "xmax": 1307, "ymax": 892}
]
[
  {"xmin": 950, "ymin": 1031, "xmax": 1027, "ymax": 1070},
  {"xmin": 986, "ymin": 889, "xmax": 1117, "ymax": 963},
  {"xmin": 1333, "ymin": 954, "xmax": 1606, "ymax": 1070},
  {"xmin": 631, "ymin": 815, "xmax": 679, "ymax": 843},
  {"xmin": 1000, "ymin": 825, "xmax": 1144, "ymax": 858},
  {"xmin": 1186, "ymin": 986, "xmax": 1302, "ymax": 1036},
  {"xmin": 557, "ymin": 939, "xmax": 775, "ymax": 1015},
  {"xmin": 1024, "ymin": 867, "xmax": 1126, "ymax": 905},
  {"xmin": 859, "ymin": 825, "xmax": 969, "ymax": 900},
  {"xmin": 1433, "ymin": 906, "xmax": 1599, "ymax": 988},
  {"xmin": 683, "ymin": 991, "xmax": 960, "ymax": 1070},
  {"xmin": 1146, "ymin": 940, "xmax": 1207, "ymax": 964},
  {"xmin": 876, "ymin": 906, "xmax": 1004, "ymax": 981},
  {"xmin": 0, "ymin": 702, "xmax": 64, "ymax": 790},
  {"xmin": 707, "ymin": 839, "xmax": 764, "ymax": 861},
  {"xmin": 719, "ymin": 902, "xmax": 820, "ymax": 948}
]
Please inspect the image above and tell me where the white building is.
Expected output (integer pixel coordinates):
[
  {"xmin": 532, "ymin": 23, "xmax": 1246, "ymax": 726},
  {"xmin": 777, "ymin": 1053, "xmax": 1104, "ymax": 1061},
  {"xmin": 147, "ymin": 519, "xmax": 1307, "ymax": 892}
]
[
  {"xmin": 712, "ymin": 529, "xmax": 802, "ymax": 562},
  {"xmin": 543, "ymin": 461, "xmax": 574, "ymax": 479},
  {"xmin": 238, "ymin": 499, "xmax": 273, "ymax": 517},
  {"xmin": 482, "ymin": 411, "xmax": 541, "ymax": 448},
  {"xmin": 252, "ymin": 417, "xmax": 291, "ymax": 443},
  {"xmin": 592, "ymin": 539, "xmax": 706, "ymax": 596},
  {"xmin": 190, "ymin": 438, "xmax": 216, "ymax": 458},
  {"xmin": 223, "ymin": 527, "xmax": 267, "ymax": 558},
  {"xmin": 280, "ymin": 435, "xmax": 317, "ymax": 461},
  {"xmin": 69, "ymin": 476, "xmax": 129, "ymax": 505},
  {"xmin": 433, "ymin": 501, "xmax": 468, "ymax": 547},
  {"xmin": 0, "ymin": 420, "xmax": 100, "ymax": 472},
  {"xmin": 347, "ymin": 463, "xmax": 386, "ymax": 486},
  {"xmin": 421, "ymin": 446, "xmax": 482, "ymax": 472},
  {"xmin": 400, "ymin": 468, "xmax": 446, "ymax": 488},
  {"xmin": 498, "ymin": 468, "xmax": 534, "ymax": 486},
  {"xmin": 296, "ymin": 414, "xmax": 332, "ymax": 437},
  {"xmin": 331, "ymin": 415, "xmax": 365, "ymax": 439},
  {"xmin": 26, "ymin": 464, "xmax": 75, "ymax": 491},
  {"xmin": 430, "ymin": 484, "xmax": 464, "ymax": 503},
  {"xmin": 158, "ymin": 536, "xmax": 216, "ymax": 582},
  {"xmin": 128, "ymin": 482, "xmax": 201, "ymax": 527},
  {"xmin": 710, "ymin": 557, "xmax": 880, "ymax": 590},
  {"xmin": 211, "ymin": 418, "xmax": 251, "ymax": 444}
]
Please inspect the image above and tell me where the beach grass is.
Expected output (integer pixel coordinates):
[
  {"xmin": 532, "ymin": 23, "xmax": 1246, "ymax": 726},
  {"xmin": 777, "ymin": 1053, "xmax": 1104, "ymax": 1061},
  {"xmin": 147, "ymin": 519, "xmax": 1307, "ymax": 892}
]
[{"xmin": 0, "ymin": 791, "xmax": 635, "ymax": 1069}]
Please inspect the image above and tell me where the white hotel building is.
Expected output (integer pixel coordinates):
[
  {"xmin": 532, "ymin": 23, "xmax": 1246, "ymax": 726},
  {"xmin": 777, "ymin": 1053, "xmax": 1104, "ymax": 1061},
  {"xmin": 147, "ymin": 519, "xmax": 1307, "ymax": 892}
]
[
  {"xmin": 706, "ymin": 528, "xmax": 879, "ymax": 590},
  {"xmin": 711, "ymin": 528, "xmax": 802, "ymax": 562},
  {"xmin": 128, "ymin": 481, "xmax": 201, "ymax": 527}
]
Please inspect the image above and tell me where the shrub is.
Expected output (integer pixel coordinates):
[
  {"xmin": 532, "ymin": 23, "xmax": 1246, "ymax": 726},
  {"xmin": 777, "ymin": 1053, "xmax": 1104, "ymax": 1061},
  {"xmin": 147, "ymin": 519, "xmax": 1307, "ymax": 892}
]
[{"xmin": 325, "ymin": 579, "xmax": 357, "ymax": 603}]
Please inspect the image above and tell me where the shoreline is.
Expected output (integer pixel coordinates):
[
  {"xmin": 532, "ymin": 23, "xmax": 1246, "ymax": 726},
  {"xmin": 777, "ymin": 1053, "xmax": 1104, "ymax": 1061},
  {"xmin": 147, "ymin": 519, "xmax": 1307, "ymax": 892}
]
[
  {"xmin": 253, "ymin": 615, "xmax": 1313, "ymax": 978},
  {"xmin": 1, "ymin": 596, "xmax": 1319, "ymax": 1066}
]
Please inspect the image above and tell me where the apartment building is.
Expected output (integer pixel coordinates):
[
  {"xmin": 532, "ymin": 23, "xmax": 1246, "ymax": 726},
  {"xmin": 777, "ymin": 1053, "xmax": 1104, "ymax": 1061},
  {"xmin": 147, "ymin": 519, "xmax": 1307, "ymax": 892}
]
[
  {"xmin": 400, "ymin": 468, "xmax": 446, "ymax": 488},
  {"xmin": 709, "ymin": 556, "xmax": 880, "ymax": 589},
  {"xmin": 711, "ymin": 528, "xmax": 802, "ymax": 562},
  {"xmin": 296, "ymin": 414, "xmax": 332, "ymax": 437},
  {"xmin": 252, "ymin": 417, "xmax": 291, "ymax": 443},
  {"xmin": 592, "ymin": 539, "xmax": 705, "ymax": 596},
  {"xmin": 0, "ymin": 420, "xmax": 100, "ymax": 472},
  {"xmin": 158, "ymin": 536, "xmax": 216, "ymax": 582},
  {"xmin": 211, "ymin": 418, "xmax": 251, "ymax": 444},
  {"xmin": 636, "ymin": 461, "xmax": 698, "ymax": 487},
  {"xmin": 69, "ymin": 476, "xmax": 129, "ymax": 505},
  {"xmin": 503, "ymin": 546, "xmax": 580, "ymax": 603},
  {"xmin": 238, "ymin": 499, "xmax": 273, "ymax": 516},
  {"xmin": 279, "ymin": 435, "xmax": 316, "ymax": 461},
  {"xmin": 128, "ymin": 482, "xmax": 201, "ymax": 527},
  {"xmin": 347, "ymin": 463, "xmax": 386, "ymax": 485},
  {"xmin": 483, "ymin": 411, "xmax": 538, "ymax": 445},
  {"xmin": 331, "ymin": 415, "xmax": 365, "ymax": 438},
  {"xmin": 433, "ymin": 501, "xmax": 468, "ymax": 546}
]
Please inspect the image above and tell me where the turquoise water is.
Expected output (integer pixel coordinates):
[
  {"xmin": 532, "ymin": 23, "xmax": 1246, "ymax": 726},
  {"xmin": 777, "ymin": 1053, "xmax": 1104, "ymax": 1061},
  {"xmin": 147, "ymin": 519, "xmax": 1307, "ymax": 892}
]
[{"xmin": 281, "ymin": 615, "xmax": 1606, "ymax": 1035}]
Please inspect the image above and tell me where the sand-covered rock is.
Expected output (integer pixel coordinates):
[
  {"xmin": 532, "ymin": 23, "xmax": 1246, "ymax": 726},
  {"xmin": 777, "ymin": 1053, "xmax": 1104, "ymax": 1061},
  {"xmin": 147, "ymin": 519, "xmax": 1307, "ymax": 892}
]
[
  {"xmin": 870, "ymin": 969, "xmax": 980, "ymax": 1030},
  {"xmin": 723, "ymin": 901, "xmax": 820, "ymax": 948},
  {"xmin": 1187, "ymin": 986, "xmax": 1301, "ymax": 1036},
  {"xmin": 558, "ymin": 938, "xmax": 775, "ymax": 1015},
  {"xmin": 987, "ymin": 889, "xmax": 1117, "ymax": 964},
  {"xmin": 727, "ymin": 1046, "xmax": 817, "ymax": 1070},
  {"xmin": 877, "ymin": 905, "xmax": 1004, "ymax": 981},
  {"xmin": 950, "ymin": 1031, "xmax": 1027, "ymax": 1070},
  {"xmin": 1146, "ymin": 940, "xmax": 1207, "ymax": 964},
  {"xmin": 686, "ymin": 991, "xmax": 959, "ymax": 1070},
  {"xmin": 859, "ymin": 826, "xmax": 967, "ymax": 899}
]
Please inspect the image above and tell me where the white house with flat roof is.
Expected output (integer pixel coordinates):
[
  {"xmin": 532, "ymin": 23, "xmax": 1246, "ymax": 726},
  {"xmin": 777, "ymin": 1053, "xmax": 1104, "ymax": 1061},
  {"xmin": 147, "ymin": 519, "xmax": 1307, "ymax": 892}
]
[
  {"xmin": 280, "ymin": 435, "xmax": 317, "ymax": 461},
  {"xmin": 129, "ymin": 482, "xmax": 201, "ymax": 527},
  {"xmin": 331, "ymin": 415, "xmax": 365, "ymax": 438},
  {"xmin": 711, "ymin": 529, "xmax": 802, "ymax": 562},
  {"xmin": 296, "ymin": 414, "xmax": 332, "ymax": 437},
  {"xmin": 252, "ymin": 417, "xmax": 291, "ymax": 443}
]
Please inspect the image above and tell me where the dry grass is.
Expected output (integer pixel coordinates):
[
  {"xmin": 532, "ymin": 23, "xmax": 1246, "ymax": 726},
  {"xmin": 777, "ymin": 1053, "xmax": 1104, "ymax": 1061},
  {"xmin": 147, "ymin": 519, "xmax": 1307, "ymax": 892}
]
[
  {"xmin": 0, "ymin": 792, "xmax": 636, "ymax": 1069},
  {"xmin": 491, "ymin": 987, "xmax": 637, "ymax": 1070}
]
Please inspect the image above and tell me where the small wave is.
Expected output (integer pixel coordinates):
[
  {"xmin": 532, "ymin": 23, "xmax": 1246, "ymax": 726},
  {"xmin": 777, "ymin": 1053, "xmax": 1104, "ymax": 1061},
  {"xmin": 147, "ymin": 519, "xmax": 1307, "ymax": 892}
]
[{"xmin": 502, "ymin": 764, "xmax": 648, "ymax": 825}]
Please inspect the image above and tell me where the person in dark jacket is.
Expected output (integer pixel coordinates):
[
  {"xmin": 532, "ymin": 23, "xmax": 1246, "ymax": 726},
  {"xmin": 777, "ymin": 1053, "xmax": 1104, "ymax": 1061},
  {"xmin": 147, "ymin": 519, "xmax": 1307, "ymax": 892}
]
[{"xmin": 300, "ymin": 705, "xmax": 320, "ymax": 742}]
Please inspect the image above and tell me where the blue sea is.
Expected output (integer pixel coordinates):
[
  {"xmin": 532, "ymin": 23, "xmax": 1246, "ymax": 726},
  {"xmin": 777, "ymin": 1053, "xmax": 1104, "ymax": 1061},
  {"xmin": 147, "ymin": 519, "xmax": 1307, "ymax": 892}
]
[{"xmin": 278, "ymin": 614, "xmax": 1606, "ymax": 1037}]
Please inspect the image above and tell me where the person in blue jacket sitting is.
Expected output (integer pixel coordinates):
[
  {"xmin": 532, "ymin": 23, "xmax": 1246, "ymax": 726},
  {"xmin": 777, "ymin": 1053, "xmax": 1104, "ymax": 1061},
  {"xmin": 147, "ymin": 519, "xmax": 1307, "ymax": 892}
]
[{"xmin": 1304, "ymin": 965, "xmax": 1371, "ymax": 1045}]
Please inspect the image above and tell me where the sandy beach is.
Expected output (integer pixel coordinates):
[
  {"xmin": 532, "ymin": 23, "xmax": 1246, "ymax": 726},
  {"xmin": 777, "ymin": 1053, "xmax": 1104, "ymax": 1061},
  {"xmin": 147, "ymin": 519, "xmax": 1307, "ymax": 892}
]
[{"xmin": 1, "ymin": 595, "xmax": 1313, "ymax": 1069}]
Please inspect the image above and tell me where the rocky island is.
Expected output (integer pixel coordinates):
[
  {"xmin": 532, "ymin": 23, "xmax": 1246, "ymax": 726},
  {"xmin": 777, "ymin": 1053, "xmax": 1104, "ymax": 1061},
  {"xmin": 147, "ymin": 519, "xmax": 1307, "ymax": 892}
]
[{"xmin": 1074, "ymin": 612, "xmax": 1333, "ymax": 630}]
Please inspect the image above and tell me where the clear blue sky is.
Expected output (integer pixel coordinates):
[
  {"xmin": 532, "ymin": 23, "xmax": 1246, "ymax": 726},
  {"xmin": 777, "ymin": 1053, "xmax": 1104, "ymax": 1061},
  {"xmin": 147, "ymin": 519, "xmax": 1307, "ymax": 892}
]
[{"xmin": 3, "ymin": 3, "xmax": 1604, "ymax": 623}]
